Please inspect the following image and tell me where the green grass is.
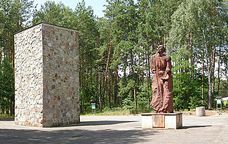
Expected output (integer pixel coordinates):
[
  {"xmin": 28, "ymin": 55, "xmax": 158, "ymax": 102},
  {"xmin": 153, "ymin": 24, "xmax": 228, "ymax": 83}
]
[
  {"xmin": 0, "ymin": 114, "xmax": 14, "ymax": 120},
  {"xmin": 81, "ymin": 107, "xmax": 132, "ymax": 116}
]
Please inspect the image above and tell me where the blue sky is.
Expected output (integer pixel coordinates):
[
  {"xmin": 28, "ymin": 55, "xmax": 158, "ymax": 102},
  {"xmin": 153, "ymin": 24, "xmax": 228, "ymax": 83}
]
[{"xmin": 33, "ymin": 0, "xmax": 107, "ymax": 17}]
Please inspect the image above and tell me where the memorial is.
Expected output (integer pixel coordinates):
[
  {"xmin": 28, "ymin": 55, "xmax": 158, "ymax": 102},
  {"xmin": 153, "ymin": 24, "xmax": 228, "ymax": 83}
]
[
  {"xmin": 141, "ymin": 45, "xmax": 182, "ymax": 129},
  {"xmin": 14, "ymin": 23, "xmax": 80, "ymax": 127}
]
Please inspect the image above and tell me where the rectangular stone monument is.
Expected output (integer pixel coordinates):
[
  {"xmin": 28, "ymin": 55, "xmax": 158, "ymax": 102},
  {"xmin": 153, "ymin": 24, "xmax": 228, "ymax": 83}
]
[
  {"xmin": 141, "ymin": 113, "xmax": 182, "ymax": 129},
  {"xmin": 14, "ymin": 23, "xmax": 80, "ymax": 127}
]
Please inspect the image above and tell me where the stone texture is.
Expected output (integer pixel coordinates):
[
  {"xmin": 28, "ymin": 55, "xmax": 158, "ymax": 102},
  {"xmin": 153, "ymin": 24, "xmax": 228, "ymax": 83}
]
[
  {"xmin": 165, "ymin": 113, "xmax": 182, "ymax": 129},
  {"xmin": 141, "ymin": 114, "xmax": 153, "ymax": 129},
  {"xmin": 14, "ymin": 23, "xmax": 80, "ymax": 127},
  {"xmin": 141, "ymin": 113, "xmax": 182, "ymax": 129},
  {"xmin": 196, "ymin": 106, "xmax": 206, "ymax": 116},
  {"xmin": 152, "ymin": 114, "xmax": 165, "ymax": 128}
]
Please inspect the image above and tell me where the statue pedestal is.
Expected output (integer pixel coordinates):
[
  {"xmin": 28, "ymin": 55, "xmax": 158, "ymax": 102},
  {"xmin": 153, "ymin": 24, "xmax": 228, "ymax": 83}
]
[{"xmin": 141, "ymin": 113, "xmax": 182, "ymax": 129}]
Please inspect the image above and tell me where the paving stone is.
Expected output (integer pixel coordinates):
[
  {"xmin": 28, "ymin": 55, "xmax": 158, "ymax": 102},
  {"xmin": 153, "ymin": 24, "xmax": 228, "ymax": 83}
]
[{"xmin": 1, "ymin": 114, "xmax": 228, "ymax": 144}]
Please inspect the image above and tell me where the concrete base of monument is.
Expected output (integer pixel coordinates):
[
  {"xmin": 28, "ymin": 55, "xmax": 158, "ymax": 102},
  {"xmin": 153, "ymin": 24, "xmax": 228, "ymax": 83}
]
[{"xmin": 141, "ymin": 113, "xmax": 182, "ymax": 129}]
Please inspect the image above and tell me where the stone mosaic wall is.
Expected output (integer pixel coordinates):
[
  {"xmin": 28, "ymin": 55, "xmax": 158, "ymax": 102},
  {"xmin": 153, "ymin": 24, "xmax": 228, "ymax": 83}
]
[
  {"xmin": 14, "ymin": 24, "xmax": 43, "ymax": 127},
  {"xmin": 15, "ymin": 23, "xmax": 80, "ymax": 127}
]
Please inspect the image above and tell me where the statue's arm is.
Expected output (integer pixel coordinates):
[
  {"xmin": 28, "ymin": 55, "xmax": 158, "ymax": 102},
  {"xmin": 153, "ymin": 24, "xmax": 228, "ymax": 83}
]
[{"xmin": 166, "ymin": 56, "xmax": 172, "ymax": 73}]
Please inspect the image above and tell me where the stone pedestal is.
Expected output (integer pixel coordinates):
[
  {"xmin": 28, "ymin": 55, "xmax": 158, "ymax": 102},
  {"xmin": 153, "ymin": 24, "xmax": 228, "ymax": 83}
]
[
  {"xmin": 14, "ymin": 23, "xmax": 80, "ymax": 127},
  {"xmin": 196, "ymin": 106, "xmax": 205, "ymax": 116},
  {"xmin": 141, "ymin": 113, "xmax": 182, "ymax": 129}
]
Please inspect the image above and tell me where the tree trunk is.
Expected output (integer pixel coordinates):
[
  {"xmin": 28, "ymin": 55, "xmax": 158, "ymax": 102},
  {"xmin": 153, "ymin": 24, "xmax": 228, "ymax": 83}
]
[
  {"xmin": 79, "ymin": 52, "xmax": 84, "ymax": 113},
  {"xmin": 208, "ymin": 70, "xmax": 212, "ymax": 109},
  {"xmin": 104, "ymin": 43, "xmax": 112, "ymax": 83},
  {"xmin": 102, "ymin": 71, "xmax": 105, "ymax": 108},
  {"xmin": 202, "ymin": 49, "xmax": 205, "ymax": 105},
  {"xmin": 113, "ymin": 68, "xmax": 118, "ymax": 106},
  {"xmin": 217, "ymin": 47, "xmax": 221, "ymax": 96},
  {"xmin": 108, "ymin": 76, "xmax": 112, "ymax": 108},
  {"xmin": 10, "ymin": 101, "xmax": 14, "ymax": 115},
  {"xmin": 98, "ymin": 72, "xmax": 102, "ymax": 110},
  {"xmin": 134, "ymin": 87, "xmax": 137, "ymax": 113},
  {"xmin": 212, "ymin": 48, "xmax": 216, "ymax": 94},
  {"xmin": 207, "ymin": 48, "xmax": 215, "ymax": 109},
  {"xmin": 188, "ymin": 32, "xmax": 194, "ymax": 76}
]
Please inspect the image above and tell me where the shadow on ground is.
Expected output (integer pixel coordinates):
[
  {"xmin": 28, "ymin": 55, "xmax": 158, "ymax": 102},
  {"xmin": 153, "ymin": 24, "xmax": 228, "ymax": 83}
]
[
  {"xmin": 182, "ymin": 125, "xmax": 212, "ymax": 129},
  {"xmin": 0, "ymin": 118, "xmax": 14, "ymax": 121},
  {"xmin": 79, "ymin": 120, "xmax": 136, "ymax": 126},
  {"xmin": 0, "ymin": 128, "xmax": 157, "ymax": 144}
]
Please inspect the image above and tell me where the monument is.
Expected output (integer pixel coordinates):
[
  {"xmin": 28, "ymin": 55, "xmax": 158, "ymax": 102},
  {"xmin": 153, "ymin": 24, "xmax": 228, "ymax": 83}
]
[
  {"xmin": 14, "ymin": 23, "xmax": 80, "ymax": 127},
  {"xmin": 141, "ymin": 45, "xmax": 182, "ymax": 129},
  {"xmin": 150, "ymin": 45, "xmax": 173, "ymax": 113}
]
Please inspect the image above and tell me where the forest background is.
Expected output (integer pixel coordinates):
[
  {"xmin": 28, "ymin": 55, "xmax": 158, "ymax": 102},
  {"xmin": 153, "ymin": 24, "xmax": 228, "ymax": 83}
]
[{"xmin": 0, "ymin": 0, "xmax": 227, "ymax": 115}]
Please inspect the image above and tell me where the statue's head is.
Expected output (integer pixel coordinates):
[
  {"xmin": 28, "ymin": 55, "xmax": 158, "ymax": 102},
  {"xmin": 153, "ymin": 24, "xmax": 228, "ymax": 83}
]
[{"xmin": 157, "ymin": 45, "xmax": 166, "ymax": 54}]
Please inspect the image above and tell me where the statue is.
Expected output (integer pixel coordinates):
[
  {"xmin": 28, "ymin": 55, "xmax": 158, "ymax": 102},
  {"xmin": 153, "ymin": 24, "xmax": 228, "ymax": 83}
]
[{"xmin": 150, "ymin": 45, "xmax": 173, "ymax": 113}]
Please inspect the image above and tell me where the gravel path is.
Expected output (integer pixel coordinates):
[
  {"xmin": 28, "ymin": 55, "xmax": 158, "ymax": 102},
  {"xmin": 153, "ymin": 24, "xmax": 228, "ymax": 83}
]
[{"xmin": 0, "ymin": 114, "xmax": 228, "ymax": 144}]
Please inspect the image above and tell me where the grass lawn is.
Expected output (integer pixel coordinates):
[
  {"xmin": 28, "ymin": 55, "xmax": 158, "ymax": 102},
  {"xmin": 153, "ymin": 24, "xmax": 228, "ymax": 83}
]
[
  {"xmin": 0, "ymin": 114, "xmax": 14, "ymax": 120},
  {"xmin": 81, "ymin": 108, "xmax": 133, "ymax": 116}
]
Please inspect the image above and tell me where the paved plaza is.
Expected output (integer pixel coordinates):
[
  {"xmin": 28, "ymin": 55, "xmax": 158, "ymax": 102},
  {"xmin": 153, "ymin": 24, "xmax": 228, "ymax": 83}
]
[{"xmin": 0, "ymin": 113, "xmax": 228, "ymax": 144}]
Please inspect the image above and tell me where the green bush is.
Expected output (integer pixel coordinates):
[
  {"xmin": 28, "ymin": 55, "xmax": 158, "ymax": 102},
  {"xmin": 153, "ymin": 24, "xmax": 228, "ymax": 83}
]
[{"xmin": 224, "ymin": 101, "xmax": 228, "ymax": 107}]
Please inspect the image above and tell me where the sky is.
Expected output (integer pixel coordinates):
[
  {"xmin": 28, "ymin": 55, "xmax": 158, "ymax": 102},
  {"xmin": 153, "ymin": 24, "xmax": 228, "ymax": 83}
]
[{"xmin": 33, "ymin": 0, "xmax": 107, "ymax": 17}]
